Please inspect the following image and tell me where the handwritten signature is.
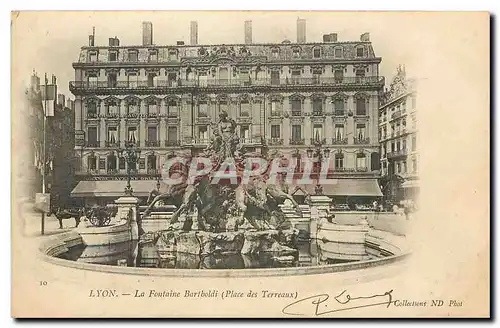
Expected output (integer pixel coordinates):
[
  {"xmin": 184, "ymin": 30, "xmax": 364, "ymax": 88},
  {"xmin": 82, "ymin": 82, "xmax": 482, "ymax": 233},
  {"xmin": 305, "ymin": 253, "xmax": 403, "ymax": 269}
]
[{"xmin": 282, "ymin": 289, "xmax": 394, "ymax": 316}]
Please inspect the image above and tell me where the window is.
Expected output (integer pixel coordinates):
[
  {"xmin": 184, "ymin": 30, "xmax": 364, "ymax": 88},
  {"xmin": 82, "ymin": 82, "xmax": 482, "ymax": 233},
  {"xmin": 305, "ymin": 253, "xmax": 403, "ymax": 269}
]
[
  {"xmin": 168, "ymin": 49, "xmax": 178, "ymax": 61},
  {"xmin": 147, "ymin": 73, "xmax": 158, "ymax": 87},
  {"xmin": 396, "ymin": 141, "xmax": 401, "ymax": 152},
  {"xmin": 87, "ymin": 127, "xmax": 98, "ymax": 146},
  {"xmin": 356, "ymin": 47, "xmax": 365, "ymax": 57},
  {"xmin": 356, "ymin": 124, "xmax": 366, "ymax": 140},
  {"xmin": 397, "ymin": 162, "xmax": 401, "ymax": 173},
  {"xmin": 334, "ymin": 69, "xmax": 344, "ymax": 82},
  {"xmin": 87, "ymin": 101, "xmax": 97, "ymax": 116},
  {"xmin": 88, "ymin": 155, "xmax": 97, "ymax": 170},
  {"xmin": 240, "ymin": 125, "xmax": 250, "ymax": 140},
  {"xmin": 148, "ymin": 155, "xmax": 157, "ymax": 170},
  {"xmin": 149, "ymin": 51, "xmax": 158, "ymax": 62},
  {"xmin": 402, "ymin": 161, "xmax": 407, "ymax": 173},
  {"xmin": 335, "ymin": 154, "xmax": 344, "ymax": 169},
  {"xmin": 107, "ymin": 127, "xmax": 118, "ymax": 143},
  {"xmin": 313, "ymin": 124, "xmax": 323, "ymax": 141},
  {"xmin": 239, "ymin": 70, "xmax": 250, "ymax": 84},
  {"xmin": 412, "ymin": 116, "xmax": 417, "ymax": 129},
  {"xmin": 89, "ymin": 52, "xmax": 97, "ymax": 62},
  {"xmin": 198, "ymin": 126, "xmax": 208, "ymax": 141},
  {"xmin": 356, "ymin": 97, "xmax": 367, "ymax": 116},
  {"xmin": 88, "ymin": 75, "xmax": 98, "ymax": 87},
  {"xmin": 391, "ymin": 142, "xmax": 395, "ymax": 153},
  {"xmin": 334, "ymin": 47, "xmax": 343, "ymax": 58},
  {"xmin": 240, "ymin": 100, "xmax": 250, "ymax": 117},
  {"xmin": 271, "ymin": 48, "xmax": 279, "ymax": 58},
  {"xmin": 334, "ymin": 124, "xmax": 344, "ymax": 140},
  {"xmin": 128, "ymin": 50, "xmax": 138, "ymax": 62},
  {"xmin": 107, "ymin": 101, "xmax": 118, "ymax": 115},
  {"xmin": 108, "ymin": 52, "xmax": 117, "ymax": 62},
  {"xmin": 128, "ymin": 72, "xmax": 139, "ymax": 88},
  {"xmin": 270, "ymin": 101, "xmax": 281, "ymax": 115},
  {"xmin": 412, "ymin": 135, "xmax": 417, "ymax": 151},
  {"xmin": 147, "ymin": 101, "xmax": 157, "ymax": 116},
  {"xmin": 107, "ymin": 153, "xmax": 117, "ymax": 171},
  {"xmin": 127, "ymin": 127, "xmax": 138, "ymax": 144},
  {"xmin": 334, "ymin": 98, "xmax": 344, "ymax": 114},
  {"xmin": 271, "ymin": 125, "xmax": 280, "ymax": 138},
  {"xmin": 198, "ymin": 72, "xmax": 208, "ymax": 87},
  {"xmin": 198, "ymin": 101, "xmax": 208, "ymax": 117},
  {"xmin": 107, "ymin": 73, "xmax": 117, "ymax": 88},
  {"xmin": 167, "ymin": 100, "xmax": 178, "ymax": 118},
  {"xmin": 412, "ymin": 159, "xmax": 418, "ymax": 173},
  {"xmin": 402, "ymin": 100, "xmax": 407, "ymax": 112},
  {"xmin": 383, "ymin": 126, "xmax": 387, "ymax": 138},
  {"xmin": 355, "ymin": 69, "xmax": 366, "ymax": 82},
  {"xmin": 291, "ymin": 125, "xmax": 302, "ymax": 141},
  {"xmin": 291, "ymin": 99, "xmax": 301, "ymax": 115},
  {"xmin": 119, "ymin": 157, "xmax": 126, "ymax": 170},
  {"xmin": 312, "ymin": 99, "xmax": 323, "ymax": 114},
  {"xmin": 402, "ymin": 139, "xmax": 407, "ymax": 150},
  {"xmin": 148, "ymin": 126, "xmax": 157, "ymax": 142},
  {"xmin": 313, "ymin": 48, "xmax": 321, "ymax": 58},
  {"xmin": 167, "ymin": 126, "xmax": 178, "ymax": 143},
  {"xmin": 127, "ymin": 99, "xmax": 139, "ymax": 115},
  {"xmin": 271, "ymin": 71, "xmax": 280, "ymax": 85},
  {"xmin": 292, "ymin": 48, "xmax": 300, "ymax": 58},
  {"xmin": 167, "ymin": 72, "xmax": 178, "ymax": 86},
  {"xmin": 356, "ymin": 153, "xmax": 367, "ymax": 169},
  {"xmin": 291, "ymin": 70, "xmax": 301, "ymax": 84}
]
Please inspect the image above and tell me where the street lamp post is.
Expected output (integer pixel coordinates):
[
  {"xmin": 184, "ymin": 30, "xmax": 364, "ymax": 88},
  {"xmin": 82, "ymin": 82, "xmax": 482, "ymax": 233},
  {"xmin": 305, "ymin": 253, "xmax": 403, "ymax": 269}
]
[
  {"xmin": 118, "ymin": 143, "xmax": 141, "ymax": 196},
  {"xmin": 306, "ymin": 136, "xmax": 330, "ymax": 195}
]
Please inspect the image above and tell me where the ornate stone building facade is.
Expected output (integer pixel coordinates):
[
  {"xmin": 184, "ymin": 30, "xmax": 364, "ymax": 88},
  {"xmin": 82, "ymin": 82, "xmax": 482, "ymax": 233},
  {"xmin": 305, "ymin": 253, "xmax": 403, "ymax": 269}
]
[
  {"xmin": 70, "ymin": 22, "xmax": 385, "ymax": 205},
  {"xmin": 378, "ymin": 66, "xmax": 419, "ymax": 202}
]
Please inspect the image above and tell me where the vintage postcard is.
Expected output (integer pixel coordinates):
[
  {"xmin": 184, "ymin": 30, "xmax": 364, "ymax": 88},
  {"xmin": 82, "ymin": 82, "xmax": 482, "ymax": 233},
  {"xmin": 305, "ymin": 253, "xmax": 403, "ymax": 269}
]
[{"xmin": 11, "ymin": 11, "xmax": 490, "ymax": 318}]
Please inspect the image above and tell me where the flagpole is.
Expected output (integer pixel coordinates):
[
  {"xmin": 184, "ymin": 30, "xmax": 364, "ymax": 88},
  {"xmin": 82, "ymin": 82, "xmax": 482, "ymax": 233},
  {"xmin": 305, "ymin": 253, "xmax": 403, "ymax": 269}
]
[{"xmin": 41, "ymin": 74, "xmax": 47, "ymax": 235}]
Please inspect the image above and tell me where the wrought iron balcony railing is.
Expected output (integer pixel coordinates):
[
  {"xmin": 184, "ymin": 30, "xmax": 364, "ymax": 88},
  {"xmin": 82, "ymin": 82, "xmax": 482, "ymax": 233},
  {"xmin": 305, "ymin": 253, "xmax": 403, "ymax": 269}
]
[
  {"xmin": 145, "ymin": 140, "xmax": 160, "ymax": 147},
  {"xmin": 356, "ymin": 167, "xmax": 368, "ymax": 172},
  {"xmin": 147, "ymin": 168, "xmax": 159, "ymax": 175},
  {"xmin": 267, "ymin": 138, "xmax": 284, "ymax": 145},
  {"xmin": 85, "ymin": 141, "xmax": 99, "ymax": 147},
  {"xmin": 391, "ymin": 111, "xmax": 402, "ymax": 120},
  {"xmin": 331, "ymin": 138, "xmax": 348, "ymax": 145},
  {"xmin": 106, "ymin": 112, "xmax": 119, "ymax": 119},
  {"xmin": 290, "ymin": 138, "xmax": 305, "ymax": 145},
  {"xmin": 106, "ymin": 168, "xmax": 119, "ymax": 175},
  {"xmin": 310, "ymin": 138, "xmax": 327, "ymax": 145},
  {"xmin": 354, "ymin": 137, "xmax": 370, "ymax": 145},
  {"xmin": 165, "ymin": 140, "xmax": 181, "ymax": 147},
  {"xmin": 86, "ymin": 112, "xmax": 99, "ymax": 119},
  {"xmin": 291, "ymin": 110, "xmax": 303, "ymax": 117},
  {"xmin": 88, "ymin": 168, "xmax": 99, "ymax": 174},
  {"xmin": 270, "ymin": 111, "xmax": 284, "ymax": 117},
  {"xmin": 69, "ymin": 76, "xmax": 384, "ymax": 91},
  {"xmin": 387, "ymin": 149, "xmax": 408, "ymax": 159},
  {"xmin": 125, "ymin": 112, "xmax": 140, "ymax": 119},
  {"xmin": 146, "ymin": 112, "xmax": 159, "ymax": 118},
  {"xmin": 312, "ymin": 110, "xmax": 325, "ymax": 116},
  {"xmin": 105, "ymin": 141, "xmax": 120, "ymax": 148},
  {"xmin": 334, "ymin": 110, "xmax": 346, "ymax": 116}
]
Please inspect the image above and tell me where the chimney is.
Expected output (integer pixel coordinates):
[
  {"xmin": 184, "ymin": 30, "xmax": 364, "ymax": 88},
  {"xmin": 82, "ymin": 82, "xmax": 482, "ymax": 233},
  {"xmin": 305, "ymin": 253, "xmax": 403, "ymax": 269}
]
[
  {"xmin": 322, "ymin": 34, "xmax": 330, "ymax": 42},
  {"xmin": 58, "ymin": 94, "xmax": 66, "ymax": 107},
  {"xmin": 360, "ymin": 32, "xmax": 370, "ymax": 42},
  {"xmin": 88, "ymin": 26, "xmax": 95, "ymax": 46},
  {"xmin": 30, "ymin": 71, "xmax": 40, "ymax": 92},
  {"xmin": 142, "ymin": 21, "xmax": 153, "ymax": 46},
  {"xmin": 177, "ymin": 41, "xmax": 185, "ymax": 46},
  {"xmin": 109, "ymin": 38, "xmax": 115, "ymax": 46},
  {"xmin": 297, "ymin": 18, "xmax": 306, "ymax": 43},
  {"xmin": 244, "ymin": 20, "xmax": 252, "ymax": 44},
  {"xmin": 330, "ymin": 33, "xmax": 338, "ymax": 42},
  {"xmin": 190, "ymin": 21, "xmax": 198, "ymax": 45}
]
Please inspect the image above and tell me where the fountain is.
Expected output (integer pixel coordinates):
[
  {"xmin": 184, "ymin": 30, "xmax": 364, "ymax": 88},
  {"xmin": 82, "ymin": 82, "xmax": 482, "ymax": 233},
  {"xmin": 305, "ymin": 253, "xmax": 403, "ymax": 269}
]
[{"xmin": 139, "ymin": 111, "xmax": 302, "ymax": 260}]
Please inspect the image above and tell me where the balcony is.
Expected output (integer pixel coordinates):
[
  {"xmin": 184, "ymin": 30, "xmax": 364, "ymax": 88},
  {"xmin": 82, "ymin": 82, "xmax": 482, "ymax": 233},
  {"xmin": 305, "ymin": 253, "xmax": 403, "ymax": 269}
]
[
  {"xmin": 291, "ymin": 110, "xmax": 303, "ymax": 117},
  {"xmin": 86, "ymin": 112, "xmax": 99, "ymax": 119},
  {"xmin": 106, "ymin": 168, "xmax": 119, "ymax": 175},
  {"xmin": 165, "ymin": 140, "xmax": 181, "ymax": 147},
  {"xmin": 331, "ymin": 138, "xmax": 348, "ymax": 145},
  {"xmin": 334, "ymin": 110, "xmax": 346, "ymax": 116},
  {"xmin": 387, "ymin": 149, "xmax": 408, "ymax": 160},
  {"xmin": 241, "ymin": 137, "xmax": 262, "ymax": 145},
  {"xmin": 196, "ymin": 116, "xmax": 211, "ymax": 124},
  {"xmin": 106, "ymin": 112, "xmax": 120, "ymax": 119},
  {"xmin": 289, "ymin": 138, "xmax": 305, "ymax": 145},
  {"xmin": 356, "ymin": 167, "xmax": 368, "ymax": 172},
  {"xmin": 105, "ymin": 141, "xmax": 120, "ymax": 148},
  {"xmin": 125, "ymin": 141, "xmax": 139, "ymax": 148},
  {"xmin": 69, "ymin": 76, "xmax": 385, "ymax": 93},
  {"xmin": 354, "ymin": 137, "xmax": 370, "ymax": 145},
  {"xmin": 194, "ymin": 138, "xmax": 210, "ymax": 145},
  {"xmin": 146, "ymin": 112, "xmax": 158, "ymax": 119},
  {"xmin": 147, "ymin": 168, "xmax": 159, "ymax": 175},
  {"xmin": 391, "ymin": 111, "xmax": 402, "ymax": 120},
  {"xmin": 310, "ymin": 138, "xmax": 327, "ymax": 145},
  {"xmin": 88, "ymin": 168, "xmax": 99, "ymax": 174},
  {"xmin": 270, "ymin": 111, "xmax": 284, "ymax": 118},
  {"xmin": 125, "ymin": 112, "xmax": 140, "ymax": 119},
  {"xmin": 267, "ymin": 138, "xmax": 283, "ymax": 146},
  {"xmin": 85, "ymin": 141, "xmax": 99, "ymax": 147},
  {"xmin": 312, "ymin": 110, "xmax": 325, "ymax": 117},
  {"xmin": 145, "ymin": 140, "xmax": 160, "ymax": 147}
]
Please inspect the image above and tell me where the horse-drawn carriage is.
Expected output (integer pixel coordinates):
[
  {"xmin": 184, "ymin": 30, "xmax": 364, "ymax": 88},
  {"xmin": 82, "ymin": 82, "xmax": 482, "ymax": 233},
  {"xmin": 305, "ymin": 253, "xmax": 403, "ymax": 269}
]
[{"xmin": 50, "ymin": 205, "xmax": 118, "ymax": 229}]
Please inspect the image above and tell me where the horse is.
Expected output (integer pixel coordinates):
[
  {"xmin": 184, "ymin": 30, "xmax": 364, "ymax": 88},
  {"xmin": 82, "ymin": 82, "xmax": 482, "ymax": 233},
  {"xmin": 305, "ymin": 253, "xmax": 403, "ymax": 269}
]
[{"xmin": 49, "ymin": 206, "xmax": 85, "ymax": 229}]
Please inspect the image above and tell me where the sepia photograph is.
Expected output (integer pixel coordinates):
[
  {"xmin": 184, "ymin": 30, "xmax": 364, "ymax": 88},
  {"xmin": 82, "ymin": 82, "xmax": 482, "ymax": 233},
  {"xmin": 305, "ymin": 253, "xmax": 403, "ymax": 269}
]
[{"xmin": 10, "ymin": 10, "xmax": 490, "ymax": 318}]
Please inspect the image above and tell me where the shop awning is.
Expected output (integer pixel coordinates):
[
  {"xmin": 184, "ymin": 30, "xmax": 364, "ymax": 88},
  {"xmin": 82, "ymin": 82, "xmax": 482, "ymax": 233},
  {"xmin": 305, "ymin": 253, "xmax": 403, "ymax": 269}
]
[
  {"xmin": 401, "ymin": 180, "xmax": 420, "ymax": 189},
  {"xmin": 290, "ymin": 179, "xmax": 383, "ymax": 197},
  {"xmin": 71, "ymin": 180, "xmax": 163, "ymax": 198}
]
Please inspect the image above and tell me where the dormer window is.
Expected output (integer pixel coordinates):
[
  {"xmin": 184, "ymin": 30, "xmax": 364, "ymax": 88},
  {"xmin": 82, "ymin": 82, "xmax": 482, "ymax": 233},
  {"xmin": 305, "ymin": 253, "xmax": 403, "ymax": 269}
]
[
  {"xmin": 271, "ymin": 48, "xmax": 279, "ymax": 59},
  {"xmin": 108, "ymin": 51, "xmax": 118, "ymax": 62},
  {"xmin": 356, "ymin": 46, "xmax": 365, "ymax": 57},
  {"xmin": 292, "ymin": 47, "xmax": 301, "ymax": 58},
  {"xmin": 313, "ymin": 47, "xmax": 322, "ymax": 59},
  {"xmin": 128, "ymin": 50, "xmax": 138, "ymax": 62},
  {"xmin": 168, "ymin": 48, "xmax": 178, "ymax": 60},
  {"xmin": 334, "ymin": 47, "xmax": 343, "ymax": 58},
  {"xmin": 148, "ymin": 50, "xmax": 158, "ymax": 62},
  {"xmin": 89, "ymin": 51, "xmax": 98, "ymax": 63}
]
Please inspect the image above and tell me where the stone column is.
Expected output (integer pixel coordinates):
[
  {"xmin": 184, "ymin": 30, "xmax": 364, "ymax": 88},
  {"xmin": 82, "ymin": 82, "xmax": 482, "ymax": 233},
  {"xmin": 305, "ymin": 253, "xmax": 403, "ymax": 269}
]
[{"xmin": 114, "ymin": 196, "xmax": 140, "ymax": 241}]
